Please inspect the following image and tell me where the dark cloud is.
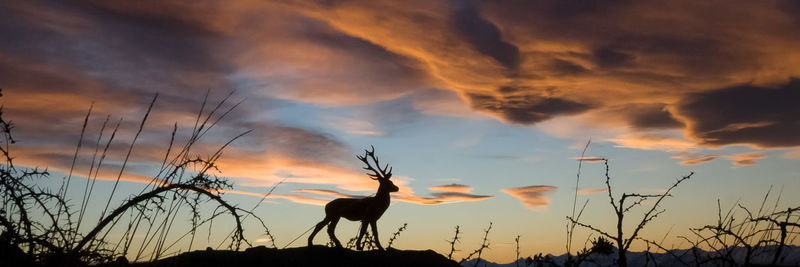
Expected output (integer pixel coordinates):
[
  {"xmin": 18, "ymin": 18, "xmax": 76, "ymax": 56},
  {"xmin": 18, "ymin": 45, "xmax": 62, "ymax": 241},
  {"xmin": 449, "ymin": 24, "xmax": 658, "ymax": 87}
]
[
  {"xmin": 541, "ymin": 0, "xmax": 631, "ymax": 17},
  {"xmin": 478, "ymin": 0, "xmax": 631, "ymax": 38},
  {"xmin": 238, "ymin": 122, "xmax": 351, "ymax": 166},
  {"xmin": 550, "ymin": 59, "xmax": 587, "ymax": 75},
  {"xmin": 608, "ymin": 34, "xmax": 746, "ymax": 75},
  {"xmin": 452, "ymin": 0, "xmax": 519, "ymax": 69},
  {"xmin": 5, "ymin": 0, "xmax": 800, "ymax": 166},
  {"xmin": 77, "ymin": 2, "xmax": 225, "ymax": 70},
  {"xmin": 592, "ymin": 48, "xmax": 634, "ymax": 68},
  {"xmin": 778, "ymin": 0, "xmax": 800, "ymax": 26},
  {"xmin": 2, "ymin": 1, "xmax": 233, "ymax": 95},
  {"xmin": 0, "ymin": 0, "xmax": 243, "ymax": 144},
  {"xmin": 481, "ymin": 0, "xmax": 767, "ymax": 85},
  {"xmin": 231, "ymin": 12, "xmax": 431, "ymax": 106},
  {"xmin": 468, "ymin": 93, "xmax": 591, "ymax": 124},
  {"xmin": 677, "ymin": 79, "xmax": 800, "ymax": 148},
  {"xmin": 360, "ymin": 96, "xmax": 423, "ymax": 132},
  {"xmin": 617, "ymin": 104, "xmax": 683, "ymax": 129},
  {"xmin": 291, "ymin": 17, "xmax": 431, "ymax": 100},
  {"xmin": 276, "ymin": 0, "xmax": 799, "ymax": 143},
  {"xmin": 498, "ymin": 86, "xmax": 520, "ymax": 94}
]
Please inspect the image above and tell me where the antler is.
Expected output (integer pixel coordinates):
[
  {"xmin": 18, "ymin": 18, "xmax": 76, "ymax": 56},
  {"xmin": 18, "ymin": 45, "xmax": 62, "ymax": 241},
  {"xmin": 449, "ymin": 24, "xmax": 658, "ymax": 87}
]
[{"xmin": 356, "ymin": 145, "xmax": 392, "ymax": 180}]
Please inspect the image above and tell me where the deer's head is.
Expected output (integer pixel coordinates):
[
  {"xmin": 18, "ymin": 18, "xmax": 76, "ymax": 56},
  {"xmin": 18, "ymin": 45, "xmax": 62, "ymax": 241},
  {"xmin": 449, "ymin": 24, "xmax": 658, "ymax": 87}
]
[
  {"xmin": 380, "ymin": 176, "xmax": 399, "ymax": 193},
  {"xmin": 357, "ymin": 146, "xmax": 399, "ymax": 193}
]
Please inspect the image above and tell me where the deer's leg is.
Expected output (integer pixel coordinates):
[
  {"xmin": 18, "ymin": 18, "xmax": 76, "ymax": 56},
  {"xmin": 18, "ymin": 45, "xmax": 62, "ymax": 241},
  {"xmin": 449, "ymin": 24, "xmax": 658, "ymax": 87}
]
[
  {"xmin": 308, "ymin": 217, "xmax": 330, "ymax": 246},
  {"xmin": 327, "ymin": 217, "xmax": 342, "ymax": 248},
  {"xmin": 356, "ymin": 221, "xmax": 368, "ymax": 251},
  {"xmin": 370, "ymin": 221, "xmax": 384, "ymax": 251}
]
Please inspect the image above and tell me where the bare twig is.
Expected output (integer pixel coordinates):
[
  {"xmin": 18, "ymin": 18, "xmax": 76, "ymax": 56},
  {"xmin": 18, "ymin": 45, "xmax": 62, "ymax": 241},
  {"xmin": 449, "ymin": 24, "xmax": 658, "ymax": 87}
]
[
  {"xmin": 461, "ymin": 222, "xmax": 493, "ymax": 266},
  {"xmin": 387, "ymin": 223, "xmax": 408, "ymax": 249},
  {"xmin": 447, "ymin": 225, "xmax": 460, "ymax": 260}
]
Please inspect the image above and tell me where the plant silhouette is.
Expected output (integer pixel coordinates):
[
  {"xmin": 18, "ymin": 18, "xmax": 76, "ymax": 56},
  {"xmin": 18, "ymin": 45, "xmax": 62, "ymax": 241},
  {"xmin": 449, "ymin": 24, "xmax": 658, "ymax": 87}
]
[
  {"xmin": 307, "ymin": 146, "xmax": 399, "ymax": 251},
  {"xmin": 568, "ymin": 158, "xmax": 693, "ymax": 267},
  {"xmin": 0, "ymin": 91, "xmax": 272, "ymax": 266}
]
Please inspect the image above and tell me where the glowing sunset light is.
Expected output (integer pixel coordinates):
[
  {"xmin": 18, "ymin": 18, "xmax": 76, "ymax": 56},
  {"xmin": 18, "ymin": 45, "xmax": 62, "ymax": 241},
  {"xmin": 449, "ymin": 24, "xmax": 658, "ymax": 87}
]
[{"xmin": 2, "ymin": 0, "xmax": 800, "ymax": 264}]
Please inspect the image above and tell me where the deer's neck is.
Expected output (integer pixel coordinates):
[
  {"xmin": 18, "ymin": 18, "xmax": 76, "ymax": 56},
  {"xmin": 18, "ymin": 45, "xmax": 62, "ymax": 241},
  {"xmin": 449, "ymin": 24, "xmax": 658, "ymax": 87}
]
[{"xmin": 375, "ymin": 188, "xmax": 392, "ymax": 202}]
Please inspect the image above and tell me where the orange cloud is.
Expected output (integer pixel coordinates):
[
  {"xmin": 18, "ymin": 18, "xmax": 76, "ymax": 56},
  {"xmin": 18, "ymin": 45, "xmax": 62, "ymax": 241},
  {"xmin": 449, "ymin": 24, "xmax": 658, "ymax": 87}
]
[
  {"xmin": 1, "ymin": 94, "xmax": 419, "ymax": 206},
  {"xmin": 297, "ymin": 0, "xmax": 799, "ymax": 152},
  {"xmin": 266, "ymin": 194, "xmax": 331, "ymax": 206},
  {"xmin": 609, "ymin": 133, "xmax": 698, "ymax": 152},
  {"xmin": 672, "ymin": 151, "xmax": 767, "ymax": 166},
  {"xmin": 676, "ymin": 154, "xmax": 721, "ymax": 166},
  {"xmin": 4, "ymin": 0, "xmax": 800, "ymax": 183},
  {"xmin": 292, "ymin": 189, "xmax": 361, "ymax": 199},
  {"xmin": 4, "ymin": 94, "xmax": 498, "ymax": 207},
  {"xmin": 213, "ymin": 152, "xmax": 414, "ymax": 194},
  {"xmin": 12, "ymin": 145, "xmax": 166, "ymax": 186},
  {"xmin": 428, "ymin": 184, "xmax": 473, "ymax": 193},
  {"xmin": 245, "ymin": 187, "xmax": 494, "ymax": 206},
  {"xmin": 724, "ymin": 152, "xmax": 766, "ymax": 166},
  {"xmin": 393, "ymin": 192, "xmax": 493, "ymax": 205},
  {"xmin": 502, "ymin": 185, "xmax": 557, "ymax": 210},
  {"xmin": 569, "ymin": 156, "xmax": 606, "ymax": 163}
]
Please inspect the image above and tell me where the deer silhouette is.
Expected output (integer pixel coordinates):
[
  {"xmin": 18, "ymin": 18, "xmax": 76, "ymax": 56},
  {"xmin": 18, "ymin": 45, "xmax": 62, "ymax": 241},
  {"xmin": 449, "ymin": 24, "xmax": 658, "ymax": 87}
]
[{"xmin": 307, "ymin": 146, "xmax": 399, "ymax": 251}]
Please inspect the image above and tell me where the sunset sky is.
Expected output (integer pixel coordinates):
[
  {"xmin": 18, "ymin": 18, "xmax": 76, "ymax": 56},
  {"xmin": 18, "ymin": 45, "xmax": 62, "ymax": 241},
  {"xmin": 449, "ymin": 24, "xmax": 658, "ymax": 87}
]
[{"xmin": 3, "ymin": 0, "xmax": 800, "ymax": 263}]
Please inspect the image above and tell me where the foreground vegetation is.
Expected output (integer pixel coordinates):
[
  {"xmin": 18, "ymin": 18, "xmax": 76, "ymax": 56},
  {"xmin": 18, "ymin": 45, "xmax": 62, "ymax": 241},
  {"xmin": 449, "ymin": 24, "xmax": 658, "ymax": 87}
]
[{"xmin": 1, "ymin": 91, "xmax": 273, "ymax": 266}]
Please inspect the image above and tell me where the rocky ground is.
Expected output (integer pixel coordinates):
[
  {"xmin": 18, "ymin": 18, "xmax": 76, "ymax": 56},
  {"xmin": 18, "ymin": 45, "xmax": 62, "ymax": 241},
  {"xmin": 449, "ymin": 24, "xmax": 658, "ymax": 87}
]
[{"xmin": 127, "ymin": 246, "xmax": 460, "ymax": 267}]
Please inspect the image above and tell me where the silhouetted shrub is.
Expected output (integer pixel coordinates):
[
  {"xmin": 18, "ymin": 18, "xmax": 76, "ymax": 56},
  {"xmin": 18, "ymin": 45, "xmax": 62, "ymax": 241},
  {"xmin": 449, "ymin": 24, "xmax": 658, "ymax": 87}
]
[{"xmin": 0, "ymin": 91, "xmax": 269, "ymax": 265}]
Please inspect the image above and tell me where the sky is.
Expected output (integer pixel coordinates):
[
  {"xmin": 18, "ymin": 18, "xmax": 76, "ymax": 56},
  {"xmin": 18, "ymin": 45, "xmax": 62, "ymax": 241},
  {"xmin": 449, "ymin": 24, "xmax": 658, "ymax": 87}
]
[{"xmin": 2, "ymin": 0, "xmax": 800, "ymax": 263}]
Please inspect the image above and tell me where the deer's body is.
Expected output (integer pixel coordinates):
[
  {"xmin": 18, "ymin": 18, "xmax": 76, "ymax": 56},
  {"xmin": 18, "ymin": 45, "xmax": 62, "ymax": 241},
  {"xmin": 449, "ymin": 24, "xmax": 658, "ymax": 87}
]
[
  {"xmin": 327, "ymin": 195, "xmax": 390, "ymax": 222},
  {"xmin": 308, "ymin": 147, "xmax": 398, "ymax": 251}
]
